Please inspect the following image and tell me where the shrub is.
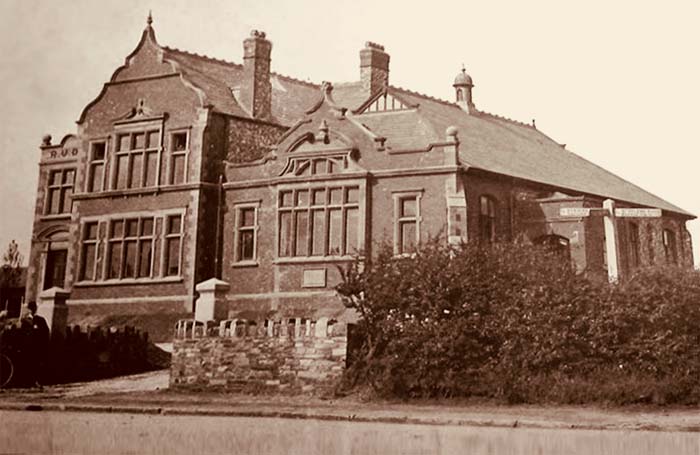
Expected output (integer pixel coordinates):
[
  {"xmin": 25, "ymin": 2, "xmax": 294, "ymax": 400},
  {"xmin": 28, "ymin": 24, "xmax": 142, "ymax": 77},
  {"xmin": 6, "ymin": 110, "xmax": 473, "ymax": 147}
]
[{"xmin": 336, "ymin": 239, "xmax": 700, "ymax": 404}]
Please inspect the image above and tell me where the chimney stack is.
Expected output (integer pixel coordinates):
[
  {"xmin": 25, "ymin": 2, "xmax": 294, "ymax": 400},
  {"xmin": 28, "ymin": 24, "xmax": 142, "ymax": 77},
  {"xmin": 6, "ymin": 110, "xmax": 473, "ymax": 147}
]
[
  {"xmin": 360, "ymin": 42, "xmax": 389, "ymax": 96},
  {"xmin": 241, "ymin": 30, "xmax": 272, "ymax": 120}
]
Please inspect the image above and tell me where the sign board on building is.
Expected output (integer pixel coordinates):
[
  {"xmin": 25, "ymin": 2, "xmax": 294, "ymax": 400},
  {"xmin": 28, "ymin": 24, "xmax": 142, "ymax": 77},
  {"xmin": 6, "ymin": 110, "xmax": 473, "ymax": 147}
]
[
  {"xmin": 302, "ymin": 269, "xmax": 327, "ymax": 288},
  {"xmin": 560, "ymin": 207, "xmax": 662, "ymax": 218},
  {"xmin": 559, "ymin": 207, "xmax": 591, "ymax": 217},
  {"xmin": 614, "ymin": 208, "xmax": 662, "ymax": 218}
]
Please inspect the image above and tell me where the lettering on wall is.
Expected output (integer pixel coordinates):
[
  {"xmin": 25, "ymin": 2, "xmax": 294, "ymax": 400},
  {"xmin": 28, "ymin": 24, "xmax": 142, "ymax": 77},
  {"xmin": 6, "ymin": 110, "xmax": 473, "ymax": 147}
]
[{"xmin": 48, "ymin": 148, "xmax": 79, "ymax": 159}]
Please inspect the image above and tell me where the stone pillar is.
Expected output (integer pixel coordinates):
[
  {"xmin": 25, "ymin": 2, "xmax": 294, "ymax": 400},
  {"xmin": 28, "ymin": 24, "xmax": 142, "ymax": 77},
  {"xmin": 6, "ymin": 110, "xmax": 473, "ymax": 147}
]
[
  {"xmin": 194, "ymin": 278, "xmax": 230, "ymax": 322},
  {"xmin": 38, "ymin": 287, "xmax": 70, "ymax": 341},
  {"xmin": 603, "ymin": 199, "xmax": 620, "ymax": 283},
  {"xmin": 444, "ymin": 126, "xmax": 467, "ymax": 246}
]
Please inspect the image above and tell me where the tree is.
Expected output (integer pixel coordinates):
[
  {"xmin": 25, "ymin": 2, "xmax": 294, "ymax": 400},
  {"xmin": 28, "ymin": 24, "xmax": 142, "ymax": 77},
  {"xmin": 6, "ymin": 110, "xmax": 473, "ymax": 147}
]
[{"xmin": 1, "ymin": 240, "xmax": 24, "ymax": 312}]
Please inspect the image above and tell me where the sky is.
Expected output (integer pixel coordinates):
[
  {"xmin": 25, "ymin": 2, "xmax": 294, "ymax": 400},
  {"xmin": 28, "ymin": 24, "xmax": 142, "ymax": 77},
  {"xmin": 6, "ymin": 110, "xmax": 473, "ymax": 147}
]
[{"xmin": 1, "ymin": 0, "xmax": 698, "ymax": 266}]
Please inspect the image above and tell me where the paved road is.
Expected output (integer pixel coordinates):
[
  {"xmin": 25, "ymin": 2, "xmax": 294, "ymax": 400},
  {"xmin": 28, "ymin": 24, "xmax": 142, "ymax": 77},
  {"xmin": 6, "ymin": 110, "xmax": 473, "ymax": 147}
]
[{"xmin": 2, "ymin": 410, "xmax": 699, "ymax": 455}]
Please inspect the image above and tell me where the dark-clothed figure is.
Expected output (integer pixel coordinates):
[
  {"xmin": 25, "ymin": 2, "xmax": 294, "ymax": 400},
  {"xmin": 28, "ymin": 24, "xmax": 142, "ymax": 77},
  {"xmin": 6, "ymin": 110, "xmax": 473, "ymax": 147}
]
[{"xmin": 23, "ymin": 301, "xmax": 49, "ymax": 387}]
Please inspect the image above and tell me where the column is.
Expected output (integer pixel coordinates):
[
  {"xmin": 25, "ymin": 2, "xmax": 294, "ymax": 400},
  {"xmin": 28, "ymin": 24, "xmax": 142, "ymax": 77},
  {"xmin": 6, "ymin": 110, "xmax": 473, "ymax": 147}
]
[{"xmin": 603, "ymin": 199, "xmax": 620, "ymax": 283}]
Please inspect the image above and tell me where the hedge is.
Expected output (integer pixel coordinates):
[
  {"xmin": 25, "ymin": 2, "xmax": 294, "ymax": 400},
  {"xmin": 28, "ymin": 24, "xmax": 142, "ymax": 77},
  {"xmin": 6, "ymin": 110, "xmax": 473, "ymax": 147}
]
[{"xmin": 336, "ymin": 239, "xmax": 700, "ymax": 404}]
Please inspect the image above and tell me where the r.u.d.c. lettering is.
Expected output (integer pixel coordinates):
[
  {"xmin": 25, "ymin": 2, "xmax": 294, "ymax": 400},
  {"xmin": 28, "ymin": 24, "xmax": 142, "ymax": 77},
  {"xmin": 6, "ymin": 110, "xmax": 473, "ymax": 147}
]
[{"xmin": 49, "ymin": 148, "xmax": 79, "ymax": 159}]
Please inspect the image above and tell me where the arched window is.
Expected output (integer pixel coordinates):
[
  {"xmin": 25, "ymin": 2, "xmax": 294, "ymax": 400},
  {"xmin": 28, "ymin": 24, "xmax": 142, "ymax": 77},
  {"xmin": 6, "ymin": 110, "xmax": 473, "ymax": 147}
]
[
  {"xmin": 663, "ymin": 228, "xmax": 677, "ymax": 265},
  {"xmin": 479, "ymin": 195, "xmax": 497, "ymax": 243}
]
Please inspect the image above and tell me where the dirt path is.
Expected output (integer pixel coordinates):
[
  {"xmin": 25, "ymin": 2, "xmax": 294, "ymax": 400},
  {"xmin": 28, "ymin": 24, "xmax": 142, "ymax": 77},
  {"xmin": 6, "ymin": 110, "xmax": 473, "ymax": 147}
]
[{"xmin": 2, "ymin": 369, "xmax": 171, "ymax": 399}]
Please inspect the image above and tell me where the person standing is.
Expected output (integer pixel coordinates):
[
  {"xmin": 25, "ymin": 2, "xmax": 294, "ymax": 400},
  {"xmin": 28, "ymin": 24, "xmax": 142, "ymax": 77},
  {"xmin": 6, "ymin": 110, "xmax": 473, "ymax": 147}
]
[{"xmin": 23, "ymin": 301, "xmax": 49, "ymax": 387}]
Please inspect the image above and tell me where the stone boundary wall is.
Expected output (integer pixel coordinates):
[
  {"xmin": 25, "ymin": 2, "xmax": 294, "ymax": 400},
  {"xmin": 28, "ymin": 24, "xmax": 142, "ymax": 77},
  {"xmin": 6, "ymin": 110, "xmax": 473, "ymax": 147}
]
[{"xmin": 170, "ymin": 317, "xmax": 347, "ymax": 394}]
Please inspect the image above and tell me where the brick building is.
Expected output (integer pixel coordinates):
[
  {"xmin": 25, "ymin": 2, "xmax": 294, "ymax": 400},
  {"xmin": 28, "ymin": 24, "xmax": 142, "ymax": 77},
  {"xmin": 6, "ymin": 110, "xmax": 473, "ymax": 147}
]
[{"xmin": 27, "ymin": 16, "xmax": 694, "ymax": 337}]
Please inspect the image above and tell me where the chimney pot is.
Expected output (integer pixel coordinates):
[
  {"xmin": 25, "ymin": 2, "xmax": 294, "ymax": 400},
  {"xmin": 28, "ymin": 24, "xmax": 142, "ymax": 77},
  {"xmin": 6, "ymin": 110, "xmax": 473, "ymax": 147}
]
[{"xmin": 360, "ymin": 42, "xmax": 390, "ymax": 96}]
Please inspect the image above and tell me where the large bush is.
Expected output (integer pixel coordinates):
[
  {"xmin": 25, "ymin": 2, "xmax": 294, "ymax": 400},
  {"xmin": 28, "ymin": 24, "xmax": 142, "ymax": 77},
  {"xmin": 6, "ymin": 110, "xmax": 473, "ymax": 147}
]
[{"xmin": 336, "ymin": 240, "xmax": 700, "ymax": 404}]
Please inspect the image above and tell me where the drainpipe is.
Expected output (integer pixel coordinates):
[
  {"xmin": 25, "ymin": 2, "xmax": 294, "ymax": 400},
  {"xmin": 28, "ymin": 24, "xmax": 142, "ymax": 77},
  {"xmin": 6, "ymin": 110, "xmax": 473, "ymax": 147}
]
[{"xmin": 214, "ymin": 174, "xmax": 223, "ymax": 279}]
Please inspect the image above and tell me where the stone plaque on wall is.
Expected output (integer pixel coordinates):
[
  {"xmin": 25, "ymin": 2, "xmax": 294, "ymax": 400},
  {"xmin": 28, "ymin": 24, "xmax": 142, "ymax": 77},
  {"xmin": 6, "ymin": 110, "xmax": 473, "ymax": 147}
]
[{"xmin": 302, "ymin": 268, "xmax": 326, "ymax": 288}]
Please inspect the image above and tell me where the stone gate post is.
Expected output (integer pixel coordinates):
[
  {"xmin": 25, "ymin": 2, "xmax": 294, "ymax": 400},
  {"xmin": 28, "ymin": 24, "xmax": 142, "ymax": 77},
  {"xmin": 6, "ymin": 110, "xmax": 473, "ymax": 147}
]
[
  {"xmin": 37, "ymin": 287, "xmax": 70, "ymax": 341},
  {"xmin": 194, "ymin": 278, "xmax": 229, "ymax": 322}
]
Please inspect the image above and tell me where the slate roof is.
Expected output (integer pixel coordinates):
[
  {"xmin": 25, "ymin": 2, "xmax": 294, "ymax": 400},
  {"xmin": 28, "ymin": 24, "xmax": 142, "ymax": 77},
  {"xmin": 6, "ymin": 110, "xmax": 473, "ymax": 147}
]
[
  {"xmin": 349, "ymin": 86, "xmax": 693, "ymax": 217},
  {"xmin": 158, "ymin": 44, "xmax": 691, "ymax": 217},
  {"xmin": 162, "ymin": 47, "xmax": 319, "ymax": 125}
]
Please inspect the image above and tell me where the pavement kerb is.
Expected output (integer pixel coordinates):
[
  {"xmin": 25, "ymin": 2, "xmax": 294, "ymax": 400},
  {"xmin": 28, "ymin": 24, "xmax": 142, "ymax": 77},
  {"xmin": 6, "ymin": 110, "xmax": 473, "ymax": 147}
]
[{"xmin": 0, "ymin": 401, "xmax": 696, "ymax": 433}]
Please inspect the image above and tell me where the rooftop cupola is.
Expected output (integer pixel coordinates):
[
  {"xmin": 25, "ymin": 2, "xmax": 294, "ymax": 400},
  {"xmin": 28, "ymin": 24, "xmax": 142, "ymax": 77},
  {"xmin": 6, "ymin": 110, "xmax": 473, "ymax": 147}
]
[
  {"xmin": 241, "ymin": 30, "xmax": 272, "ymax": 120},
  {"xmin": 453, "ymin": 66, "xmax": 476, "ymax": 114},
  {"xmin": 360, "ymin": 42, "xmax": 390, "ymax": 96}
]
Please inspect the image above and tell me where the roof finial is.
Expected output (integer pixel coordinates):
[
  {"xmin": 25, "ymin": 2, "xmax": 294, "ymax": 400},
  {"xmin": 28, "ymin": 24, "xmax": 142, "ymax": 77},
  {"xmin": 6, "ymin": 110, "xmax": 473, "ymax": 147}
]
[
  {"xmin": 531, "ymin": 119, "xmax": 537, "ymax": 129},
  {"xmin": 461, "ymin": 63, "xmax": 466, "ymax": 73},
  {"xmin": 317, "ymin": 119, "xmax": 330, "ymax": 144},
  {"xmin": 147, "ymin": 10, "xmax": 153, "ymax": 27}
]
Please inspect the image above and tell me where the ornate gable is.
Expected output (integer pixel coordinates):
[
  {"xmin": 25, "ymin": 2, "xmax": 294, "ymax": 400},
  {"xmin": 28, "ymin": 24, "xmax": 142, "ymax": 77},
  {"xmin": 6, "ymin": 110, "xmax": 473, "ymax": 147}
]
[
  {"xmin": 355, "ymin": 89, "xmax": 417, "ymax": 114},
  {"xmin": 113, "ymin": 98, "xmax": 166, "ymax": 125},
  {"xmin": 279, "ymin": 119, "xmax": 360, "ymax": 177},
  {"xmin": 272, "ymin": 82, "xmax": 382, "ymax": 178},
  {"xmin": 111, "ymin": 13, "xmax": 174, "ymax": 83}
]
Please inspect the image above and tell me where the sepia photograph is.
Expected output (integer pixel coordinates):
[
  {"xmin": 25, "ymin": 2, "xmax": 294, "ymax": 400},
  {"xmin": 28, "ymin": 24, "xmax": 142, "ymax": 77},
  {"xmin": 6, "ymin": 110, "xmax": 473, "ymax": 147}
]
[{"xmin": 0, "ymin": 0, "xmax": 699, "ymax": 453}]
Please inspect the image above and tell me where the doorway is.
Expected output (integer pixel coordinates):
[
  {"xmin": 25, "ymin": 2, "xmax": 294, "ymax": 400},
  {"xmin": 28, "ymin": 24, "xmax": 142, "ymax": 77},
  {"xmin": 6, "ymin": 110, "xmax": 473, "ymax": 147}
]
[{"xmin": 43, "ymin": 249, "xmax": 67, "ymax": 289}]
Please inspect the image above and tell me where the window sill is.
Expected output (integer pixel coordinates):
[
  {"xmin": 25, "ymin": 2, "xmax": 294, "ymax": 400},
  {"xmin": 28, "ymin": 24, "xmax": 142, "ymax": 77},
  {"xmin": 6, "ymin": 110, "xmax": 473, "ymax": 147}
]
[
  {"xmin": 74, "ymin": 276, "xmax": 183, "ymax": 287},
  {"xmin": 273, "ymin": 256, "xmax": 357, "ymax": 265},
  {"xmin": 72, "ymin": 183, "xmax": 201, "ymax": 200},
  {"xmin": 39, "ymin": 214, "xmax": 72, "ymax": 221},
  {"xmin": 231, "ymin": 260, "xmax": 259, "ymax": 268}
]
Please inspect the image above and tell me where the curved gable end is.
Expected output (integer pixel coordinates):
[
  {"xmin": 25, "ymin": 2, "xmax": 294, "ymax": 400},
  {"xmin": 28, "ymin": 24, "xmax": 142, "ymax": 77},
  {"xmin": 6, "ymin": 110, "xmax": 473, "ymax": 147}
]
[
  {"xmin": 111, "ymin": 24, "xmax": 174, "ymax": 82},
  {"xmin": 78, "ymin": 20, "xmax": 210, "ymax": 126}
]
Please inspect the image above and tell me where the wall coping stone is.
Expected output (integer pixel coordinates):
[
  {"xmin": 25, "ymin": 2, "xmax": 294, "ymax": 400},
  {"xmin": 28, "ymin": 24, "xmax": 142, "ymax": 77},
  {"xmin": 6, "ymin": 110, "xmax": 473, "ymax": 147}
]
[
  {"xmin": 174, "ymin": 317, "xmax": 346, "ymax": 340},
  {"xmin": 195, "ymin": 278, "xmax": 231, "ymax": 292}
]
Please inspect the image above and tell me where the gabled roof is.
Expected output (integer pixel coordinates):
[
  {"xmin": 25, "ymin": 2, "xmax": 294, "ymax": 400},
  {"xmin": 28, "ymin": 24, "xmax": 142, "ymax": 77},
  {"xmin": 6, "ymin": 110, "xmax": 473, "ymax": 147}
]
[
  {"xmin": 84, "ymin": 20, "xmax": 321, "ymax": 127},
  {"xmin": 162, "ymin": 47, "xmax": 319, "ymax": 125},
  {"xmin": 325, "ymin": 84, "xmax": 692, "ymax": 217},
  {"xmin": 113, "ymin": 21, "xmax": 692, "ymax": 217}
]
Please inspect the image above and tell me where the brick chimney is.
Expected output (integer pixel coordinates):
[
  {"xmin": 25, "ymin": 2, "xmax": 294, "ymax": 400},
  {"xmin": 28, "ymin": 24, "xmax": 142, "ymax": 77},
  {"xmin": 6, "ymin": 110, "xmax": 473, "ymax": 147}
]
[
  {"xmin": 240, "ymin": 30, "xmax": 272, "ymax": 120},
  {"xmin": 360, "ymin": 42, "xmax": 389, "ymax": 96}
]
